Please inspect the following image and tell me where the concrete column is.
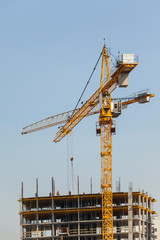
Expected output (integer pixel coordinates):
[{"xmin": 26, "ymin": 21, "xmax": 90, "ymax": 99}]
[
  {"xmin": 78, "ymin": 197, "xmax": 80, "ymax": 240},
  {"xmin": 128, "ymin": 191, "xmax": 133, "ymax": 240},
  {"xmin": 52, "ymin": 177, "xmax": 55, "ymax": 196},
  {"xmin": 148, "ymin": 212, "xmax": 152, "ymax": 240},
  {"xmin": 51, "ymin": 178, "xmax": 55, "ymax": 240},
  {"xmin": 148, "ymin": 199, "xmax": 152, "ymax": 240},
  {"xmin": 20, "ymin": 182, "xmax": 24, "ymax": 240},
  {"xmin": 36, "ymin": 212, "xmax": 38, "ymax": 240},
  {"xmin": 52, "ymin": 198, "xmax": 55, "ymax": 240},
  {"xmin": 91, "ymin": 211, "xmax": 93, "ymax": 240},
  {"xmin": 150, "ymin": 199, "xmax": 152, "ymax": 211},
  {"xmin": 138, "ymin": 194, "xmax": 141, "ymax": 240},
  {"xmin": 77, "ymin": 176, "xmax": 80, "ymax": 240},
  {"xmin": 21, "ymin": 182, "xmax": 24, "ymax": 199},
  {"xmin": 146, "ymin": 197, "xmax": 149, "ymax": 240},
  {"xmin": 20, "ymin": 200, "xmax": 23, "ymax": 240},
  {"xmin": 90, "ymin": 177, "xmax": 92, "ymax": 194},
  {"xmin": 142, "ymin": 196, "xmax": 145, "ymax": 239},
  {"xmin": 77, "ymin": 176, "xmax": 79, "ymax": 194},
  {"xmin": 36, "ymin": 179, "xmax": 39, "ymax": 240}
]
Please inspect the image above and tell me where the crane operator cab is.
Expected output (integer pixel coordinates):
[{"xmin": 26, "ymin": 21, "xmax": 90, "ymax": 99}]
[{"xmin": 111, "ymin": 100, "xmax": 122, "ymax": 118}]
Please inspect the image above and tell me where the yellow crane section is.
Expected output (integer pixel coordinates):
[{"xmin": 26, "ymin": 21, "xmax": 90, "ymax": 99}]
[
  {"xmin": 21, "ymin": 92, "xmax": 154, "ymax": 135},
  {"xmin": 99, "ymin": 46, "xmax": 113, "ymax": 240}
]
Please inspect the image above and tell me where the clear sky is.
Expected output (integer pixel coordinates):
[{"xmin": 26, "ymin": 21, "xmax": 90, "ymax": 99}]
[{"xmin": 0, "ymin": 0, "xmax": 160, "ymax": 239}]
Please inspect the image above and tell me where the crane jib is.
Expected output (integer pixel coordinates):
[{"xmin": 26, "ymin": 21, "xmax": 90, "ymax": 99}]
[{"xmin": 53, "ymin": 63, "xmax": 138, "ymax": 143}]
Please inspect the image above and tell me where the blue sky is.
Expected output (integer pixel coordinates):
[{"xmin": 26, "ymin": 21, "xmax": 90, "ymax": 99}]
[{"xmin": 0, "ymin": 1, "xmax": 160, "ymax": 239}]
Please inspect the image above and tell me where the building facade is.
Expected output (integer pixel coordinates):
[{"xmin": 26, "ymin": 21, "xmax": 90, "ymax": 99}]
[
  {"xmin": 19, "ymin": 190, "xmax": 156, "ymax": 240},
  {"xmin": 152, "ymin": 215, "xmax": 160, "ymax": 239}
]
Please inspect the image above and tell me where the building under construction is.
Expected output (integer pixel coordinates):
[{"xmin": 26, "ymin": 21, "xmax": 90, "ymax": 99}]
[
  {"xmin": 20, "ymin": 45, "xmax": 156, "ymax": 240},
  {"xmin": 19, "ymin": 179, "xmax": 156, "ymax": 240}
]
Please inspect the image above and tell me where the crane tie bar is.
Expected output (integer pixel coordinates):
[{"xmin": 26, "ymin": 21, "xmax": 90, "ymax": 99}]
[{"xmin": 71, "ymin": 48, "xmax": 103, "ymax": 118}]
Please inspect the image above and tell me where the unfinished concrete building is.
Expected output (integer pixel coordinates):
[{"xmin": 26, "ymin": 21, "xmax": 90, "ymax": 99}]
[{"xmin": 19, "ymin": 180, "xmax": 156, "ymax": 240}]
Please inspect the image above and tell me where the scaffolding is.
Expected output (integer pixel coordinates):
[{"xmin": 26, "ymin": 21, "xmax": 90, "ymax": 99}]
[{"xmin": 19, "ymin": 181, "xmax": 156, "ymax": 240}]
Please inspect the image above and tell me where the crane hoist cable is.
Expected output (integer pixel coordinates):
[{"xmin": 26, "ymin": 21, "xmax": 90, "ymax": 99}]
[{"xmin": 71, "ymin": 49, "xmax": 103, "ymax": 118}]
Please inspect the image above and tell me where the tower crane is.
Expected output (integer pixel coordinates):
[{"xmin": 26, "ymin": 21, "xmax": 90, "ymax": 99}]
[{"xmin": 22, "ymin": 44, "xmax": 154, "ymax": 240}]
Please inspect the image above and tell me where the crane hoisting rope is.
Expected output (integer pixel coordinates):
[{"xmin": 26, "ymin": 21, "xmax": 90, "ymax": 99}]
[{"xmin": 71, "ymin": 49, "xmax": 103, "ymax": 118}]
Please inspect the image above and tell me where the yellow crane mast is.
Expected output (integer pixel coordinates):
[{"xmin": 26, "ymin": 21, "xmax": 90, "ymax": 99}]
[
  {"xmin": 99, "ymin": 46, "xmax": 113, "ymax": 240},
  {"xmin": 22, "ymin": 44, "xmax": 154, "ymax": 240}
]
